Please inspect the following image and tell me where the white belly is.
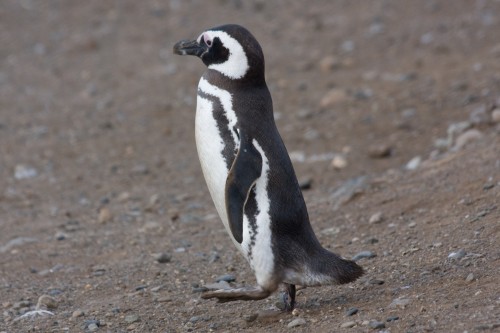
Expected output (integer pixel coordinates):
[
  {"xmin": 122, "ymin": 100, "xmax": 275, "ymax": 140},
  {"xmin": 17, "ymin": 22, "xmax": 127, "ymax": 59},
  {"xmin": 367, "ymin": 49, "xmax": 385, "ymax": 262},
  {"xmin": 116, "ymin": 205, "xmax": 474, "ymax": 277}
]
[
  {"xmin": 195, "ymin": 78, "xmax": 275, "ymax": 286},
  {"xmin": 195, "ymin": 94, "xmax": 238, "ymax": 248}
]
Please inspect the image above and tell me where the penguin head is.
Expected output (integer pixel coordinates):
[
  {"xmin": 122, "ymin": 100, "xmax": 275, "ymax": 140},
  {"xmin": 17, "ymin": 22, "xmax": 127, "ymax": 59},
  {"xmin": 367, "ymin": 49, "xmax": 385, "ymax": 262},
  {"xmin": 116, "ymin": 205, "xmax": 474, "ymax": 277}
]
[{"xmin": 174, "ymin": 24, "xmax": 265, "ymax": 82}]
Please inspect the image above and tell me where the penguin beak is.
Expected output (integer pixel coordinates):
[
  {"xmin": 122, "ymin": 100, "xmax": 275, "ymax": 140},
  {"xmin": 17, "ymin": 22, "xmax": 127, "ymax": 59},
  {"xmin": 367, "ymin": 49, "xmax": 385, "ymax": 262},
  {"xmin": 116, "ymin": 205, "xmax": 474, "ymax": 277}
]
[{"xmin": 173, "ymin": 39, "xmax": 207, "ymax": 57}]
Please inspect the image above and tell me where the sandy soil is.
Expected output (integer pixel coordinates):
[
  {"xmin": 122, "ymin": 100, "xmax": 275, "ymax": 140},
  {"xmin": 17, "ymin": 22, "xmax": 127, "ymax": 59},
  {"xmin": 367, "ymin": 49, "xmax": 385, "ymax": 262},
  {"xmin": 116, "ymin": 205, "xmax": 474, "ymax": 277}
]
[{"xmin": 1, "ymin": 1, "xmax": 499, "ymax": 332}]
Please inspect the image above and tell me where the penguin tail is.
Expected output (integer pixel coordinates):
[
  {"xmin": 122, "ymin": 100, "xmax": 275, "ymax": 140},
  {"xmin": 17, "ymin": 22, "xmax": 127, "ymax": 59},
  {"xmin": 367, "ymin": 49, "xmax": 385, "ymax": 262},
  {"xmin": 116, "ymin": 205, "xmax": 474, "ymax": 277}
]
[
  {"xmin": 313, "ymin": 249, "xmax": 364, "ymax": 285},
  {"xmin": 333, "ymin": 257, "xmax": 364, "ymax": 284}
]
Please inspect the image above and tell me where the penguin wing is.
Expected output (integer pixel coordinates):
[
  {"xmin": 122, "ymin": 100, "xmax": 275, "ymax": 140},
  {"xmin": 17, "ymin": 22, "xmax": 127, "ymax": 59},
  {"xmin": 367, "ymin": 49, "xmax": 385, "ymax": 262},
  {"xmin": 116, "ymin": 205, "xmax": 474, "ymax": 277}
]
[{"xmin": 225, "ymin": 129, "xmax": 262, "ymax": 243}]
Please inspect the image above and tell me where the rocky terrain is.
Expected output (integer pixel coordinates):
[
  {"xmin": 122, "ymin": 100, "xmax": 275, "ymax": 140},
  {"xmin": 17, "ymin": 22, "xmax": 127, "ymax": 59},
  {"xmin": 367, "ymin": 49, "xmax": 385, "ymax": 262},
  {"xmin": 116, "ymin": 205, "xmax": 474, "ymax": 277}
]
[{"xmin": 1, "ymin": 1, "xmax": 499, "ymax": 332}]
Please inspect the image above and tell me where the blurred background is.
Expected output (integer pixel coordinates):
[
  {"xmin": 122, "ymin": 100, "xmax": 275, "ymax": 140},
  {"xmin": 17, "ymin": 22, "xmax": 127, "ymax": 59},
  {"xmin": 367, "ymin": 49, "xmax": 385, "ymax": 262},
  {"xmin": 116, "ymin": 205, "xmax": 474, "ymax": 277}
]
[{"xmin": 1, "ymin": 1, "xmax": 499, "ymax": 332}]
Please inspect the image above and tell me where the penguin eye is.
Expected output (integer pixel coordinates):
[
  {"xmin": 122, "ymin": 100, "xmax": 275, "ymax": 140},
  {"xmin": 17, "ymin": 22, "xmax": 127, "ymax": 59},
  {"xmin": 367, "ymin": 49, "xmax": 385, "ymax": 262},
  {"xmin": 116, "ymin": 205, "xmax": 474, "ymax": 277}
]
[{"xmin": 203, "ymin": 34, "xmax": 212, "ymax": 47}]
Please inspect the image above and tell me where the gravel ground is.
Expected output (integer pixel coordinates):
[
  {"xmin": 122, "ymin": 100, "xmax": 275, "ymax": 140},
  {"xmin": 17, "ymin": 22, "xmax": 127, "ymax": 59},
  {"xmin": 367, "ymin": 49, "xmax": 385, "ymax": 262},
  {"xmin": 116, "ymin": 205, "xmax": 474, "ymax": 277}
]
[{"xmin": 1, "ymin": 1, "xmax": 499, "ymax": 332}]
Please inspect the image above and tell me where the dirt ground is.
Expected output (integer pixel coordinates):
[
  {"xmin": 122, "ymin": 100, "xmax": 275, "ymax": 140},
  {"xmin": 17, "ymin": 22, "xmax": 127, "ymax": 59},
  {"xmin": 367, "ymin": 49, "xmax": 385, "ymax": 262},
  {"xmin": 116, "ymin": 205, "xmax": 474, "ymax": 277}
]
[{"xmin": 1, "ymin": 1, "xmax": 499, "ymax": 332}]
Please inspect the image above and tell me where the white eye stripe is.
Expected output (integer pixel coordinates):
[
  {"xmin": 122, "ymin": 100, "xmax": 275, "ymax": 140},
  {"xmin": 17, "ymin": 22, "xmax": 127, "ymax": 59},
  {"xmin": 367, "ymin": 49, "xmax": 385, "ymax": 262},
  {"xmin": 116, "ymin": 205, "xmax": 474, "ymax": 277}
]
[{"xmin": 202, "ymin": 30, "xmax": 249, "ymax": 79}]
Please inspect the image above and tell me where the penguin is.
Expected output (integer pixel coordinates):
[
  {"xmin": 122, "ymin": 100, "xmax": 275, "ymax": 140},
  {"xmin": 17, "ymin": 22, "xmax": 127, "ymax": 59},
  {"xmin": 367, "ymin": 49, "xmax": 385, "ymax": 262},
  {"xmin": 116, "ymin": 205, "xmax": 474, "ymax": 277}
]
[{"xmin": 173, "ymin": 24, "xmax": 363, "ymax": 311}]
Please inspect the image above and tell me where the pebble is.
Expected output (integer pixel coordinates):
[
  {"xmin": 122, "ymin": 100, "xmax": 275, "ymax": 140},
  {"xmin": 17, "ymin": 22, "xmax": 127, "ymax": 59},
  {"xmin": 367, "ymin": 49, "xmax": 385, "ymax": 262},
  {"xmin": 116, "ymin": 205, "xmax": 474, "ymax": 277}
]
[
  {"xmin": 36, "ymin": 295, "xmax": 57, "ymax": 310},
  {"xmin": 368, "ymin": 212, "xmax": 384, "ymax": 224},
  {"xmin": 299, "ymin": 177, "xmax": 313, "ymax": 190},
  {"xmin": 88, "ymin": 323, "xmax": 99, "ymax": 332},
  {"xmin": 340, "ymin": 321, "xmax": 357, "ymax": 328},
  {"xmin": 367, "ymin": 279, "xmax": 385, "ymax": 285},
  {"xmin": 98, "ymin": 207, "xmax": 112, "ymax": 224},
  {"xmin": 14, "ymin": 164, "xmax": 38, "ymax": 180},
  {"xmin": 405, "ymin": 156, "xmax": 422, "ymax": 170},
  {"xmin": 0, "ymin": 237, "xmax": 37, "ymax": 253},
  {"xmin": 55, "ymin": 231, "xmax": 67, "ymax": 241},
  {"xmin": 452, "ymin": 129, "xmax": 482, "ymax": 151},
  {"xmin": 204, "ymin": 281, "xmax": 231, "ymax": 290},
  {"xmin": 320, "ymin": 89, "xmax": 348, "ymax": 108},
  {"xmin": 447, "ymin": 121, "xmax": 471, "ymax": 140},
  {"xmin": 420, "ymin": 32, "xmax": 434, "ymax": 45},
  {"xmin": 341, "ymin": 40, "xmax": 355, "ymax": 52},
  {"xmin": 386, "ymin": 315, "xmax": 399, "ymax": 322},
  {"xmin": 124, "ymin": 314, "xmax": 139, "ymax": 323},
  {"xmin": 208, "ymin": 251, "xmax": 220, "ymax": 263},
  {"xmin": 319, "ymin": 56, "xmax": 340, "ymax": 72},
  {"xmin": 84, "ymin": 319, "xmax": 100, "ymax": 329},
  {"xmin": 352, "ymin": 251, "xmax": 376, "ymax": 261},
  {"xmin": 389, "ymin": 297, "xmax": 411, "ymax": 308},
  {"xmin": 369, "ymin": 320, "xmax": 386, "ymax": 329},
  {"xmin": 72, "ymin": 309, "xmax": 84, "ymax": 318},
  {"xmin": 215, "ymin": 274, "xmax": 236, "ymax": 283},
  {"xmin": 465, "ymin": 273, "xmax": 474, "ymax": 282},
  {"xmin": 469, "ymin": 105, "xmax": 489, "ymax": 125},
  {"xmin": 189, "ymin": 316, "xmax": 203, "ymax": 323},
  {"xmin": 155, "ymin": 252, "xmax": 171, "ymax": 263},
  {"xmin": 331, "ymin": 155, "xmax": 348, "ymax": 169},
  {"xmin": 448, "ymin": 249, "xmax": 466, "ymax": 260},
  {"xmin": 346, "ymin": 307, "xmax": 359, "ymax": 316},
  {"xmin": 330, "ymin": 176, "xmax": 368, "ymax": 210},
  {"xmin": 287, "ymin": 317, "xmax": 306, "ymax": 328},
  {"xmin": 368, "ymin": 144, "xmax": 392, "ymax": 158},
  {"xmin": 243, "ymin": 313, "xmax": 258, "ymax": 322},
  {"xmin": 492, "ymin": 108, "xmax": 500, "ymax": 123}
]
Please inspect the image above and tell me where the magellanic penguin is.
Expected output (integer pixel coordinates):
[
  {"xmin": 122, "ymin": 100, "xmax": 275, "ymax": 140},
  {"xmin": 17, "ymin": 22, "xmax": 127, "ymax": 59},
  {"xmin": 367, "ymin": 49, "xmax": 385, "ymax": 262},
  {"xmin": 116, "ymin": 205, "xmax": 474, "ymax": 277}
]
[{"xmin": 173, "ymin": 24, "xmax": 363, "ymax": 310}]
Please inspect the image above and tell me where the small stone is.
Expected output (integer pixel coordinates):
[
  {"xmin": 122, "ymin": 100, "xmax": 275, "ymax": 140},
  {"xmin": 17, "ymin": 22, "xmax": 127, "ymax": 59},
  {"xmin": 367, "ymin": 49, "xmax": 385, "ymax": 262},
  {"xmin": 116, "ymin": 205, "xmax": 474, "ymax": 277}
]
[
  {"xmin": 287, "ymin": 317, "xmax": 306, "ymax": 328},
  {"xmin": 368, "ymin": 279, "xmax": 385, "ymax": 285},
  {"xmin": 14, "ymin": 164, "xmax": 38, "ymax": 180},
  {"xmin": 215, "ymin": 274, "xmax": 236, "ymax": 283},
  {"xmin": 291, "ymin": 309, "xmax": 300, "ymax": 316},
  {"xmin": 386, "ymin": 315, "xmax": 399, "ymax": 322},
  {"xmin": 420, "ymin": 32, "xmax": 434, "ymax": 45},
  {"xmin": 389, "ymin": 297, "xmax": 411, "ymax": 308},
  {"xmin": 331, "ymin": 155, "xmax": 348, "ymax": 169},
  {"xmin": 299, "ymin": 177, "xmax": 313, "ymax": 190},
  {"xmin": 319, "ymin": 56, "xmax": 340, "ymax": 72},
  {"xmin": 243, "ymin": 313, "xmax": 258, "ymax": 322},
  {"xmin": 55, "ymin": 231, "xmax": 67, "ymax": 241},
  {"xmin": 36, "ymin": 295, "xmax": 57, "ymax": 310},
  {"xmin": 469, "ymin": 105, "xmax": 489, "ymax": 125},
  {"xmin": 405, "ymin": 156, "xmax": 422, "ymax": 170},
  {"xmin": 368, "ymin": 212, "xmax": 384, "ymax": 224},
  {"xmin": 204, "ymin": 281, "xmax": 231, "ymax": 290},
  {"xmin": 492, "ymin": 109, "xmax": 500, "ymax": 123},
  {"xmin": 368, "ymin": 144, "xmax": 392, "ymax": 158},
  {"xmin": 145, "ymin": 194, "xmax": 160, "ymax": 211},
  {"xmin": 131, "ymin": 164, "xmax": 149, "ymax": 175},
  {"xmin": 346, "ymin": 307, "xmax": 359, "ymax": 316},
  {"xmin": 352, "ymin": 251, "xmax": 376, "ymax": 261},
  {"xmin": 84, "ymin": 320, "xmax": 100, "ymax": 329},
  {"xmin": 340, "ymin": 321, "xmax": 357, "ymax": 328},
  {"xmin": 189, "ymin": 316, "xmax": 203, "ymax": 323},
  {"xmin": 448, "ymin": 249, "xmax": 466, "ymax": 260},
  {"xmin": 124, "ymin": 314, "xmax": 139, "ymax": 323},
  {"xmin": 72, "ymin": 309, "xmax": 84, "ymax": 318},
  {"xmin": 447, "ymin": 121, "xmax": 471, "ymax": 139},
  {"xmin": 155, "ymin": 252, "xmax": 171, "ymax": 263},
  {"xmin": 320, "ymin": 89, "xmax": 348, "ymax": 108},
  {"xmin": 453, "ymin": 129, "xmax": 482, "ymax": 151},
  {"xmin": 465, "ymin": 273, "xmax": 474, "ymax": 282},
  {"xmin": 127, "ymin": 324, "xmax": 136, "ymax": 331},
  {"xmin": 341, "ymin": 40, "xmax": 355, "ymax": 52},
  {"xmin": 369, "ymin": 320, "xmax": 385, "ymax": 329},
  {"xmin": 88, "ymin": 323, "xmax": 99, "ymax": 332},
  {"xmin": 98, "ymin": 207, "xmax": 112, "ymax": 224}
]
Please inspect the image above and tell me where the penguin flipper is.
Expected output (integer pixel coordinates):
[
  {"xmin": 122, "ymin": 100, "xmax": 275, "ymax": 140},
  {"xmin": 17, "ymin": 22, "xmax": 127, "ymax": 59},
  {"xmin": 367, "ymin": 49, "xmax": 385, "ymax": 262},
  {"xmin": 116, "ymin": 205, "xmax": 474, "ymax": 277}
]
[{"xmin": 225, "ymin": 130, "xmax": 262, "ymax": 243}]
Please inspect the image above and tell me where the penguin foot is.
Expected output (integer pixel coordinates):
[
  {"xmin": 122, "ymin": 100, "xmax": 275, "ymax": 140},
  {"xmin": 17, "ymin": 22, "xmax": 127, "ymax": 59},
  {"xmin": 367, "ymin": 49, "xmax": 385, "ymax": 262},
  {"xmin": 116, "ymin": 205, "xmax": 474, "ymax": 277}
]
[
  {"xmin": 201, "ymin": 286, "xmax": 271, "ymax": 303},
  {"xmin": 280, "ymin": 283, "xmax": 296, "ymax": 312}
]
